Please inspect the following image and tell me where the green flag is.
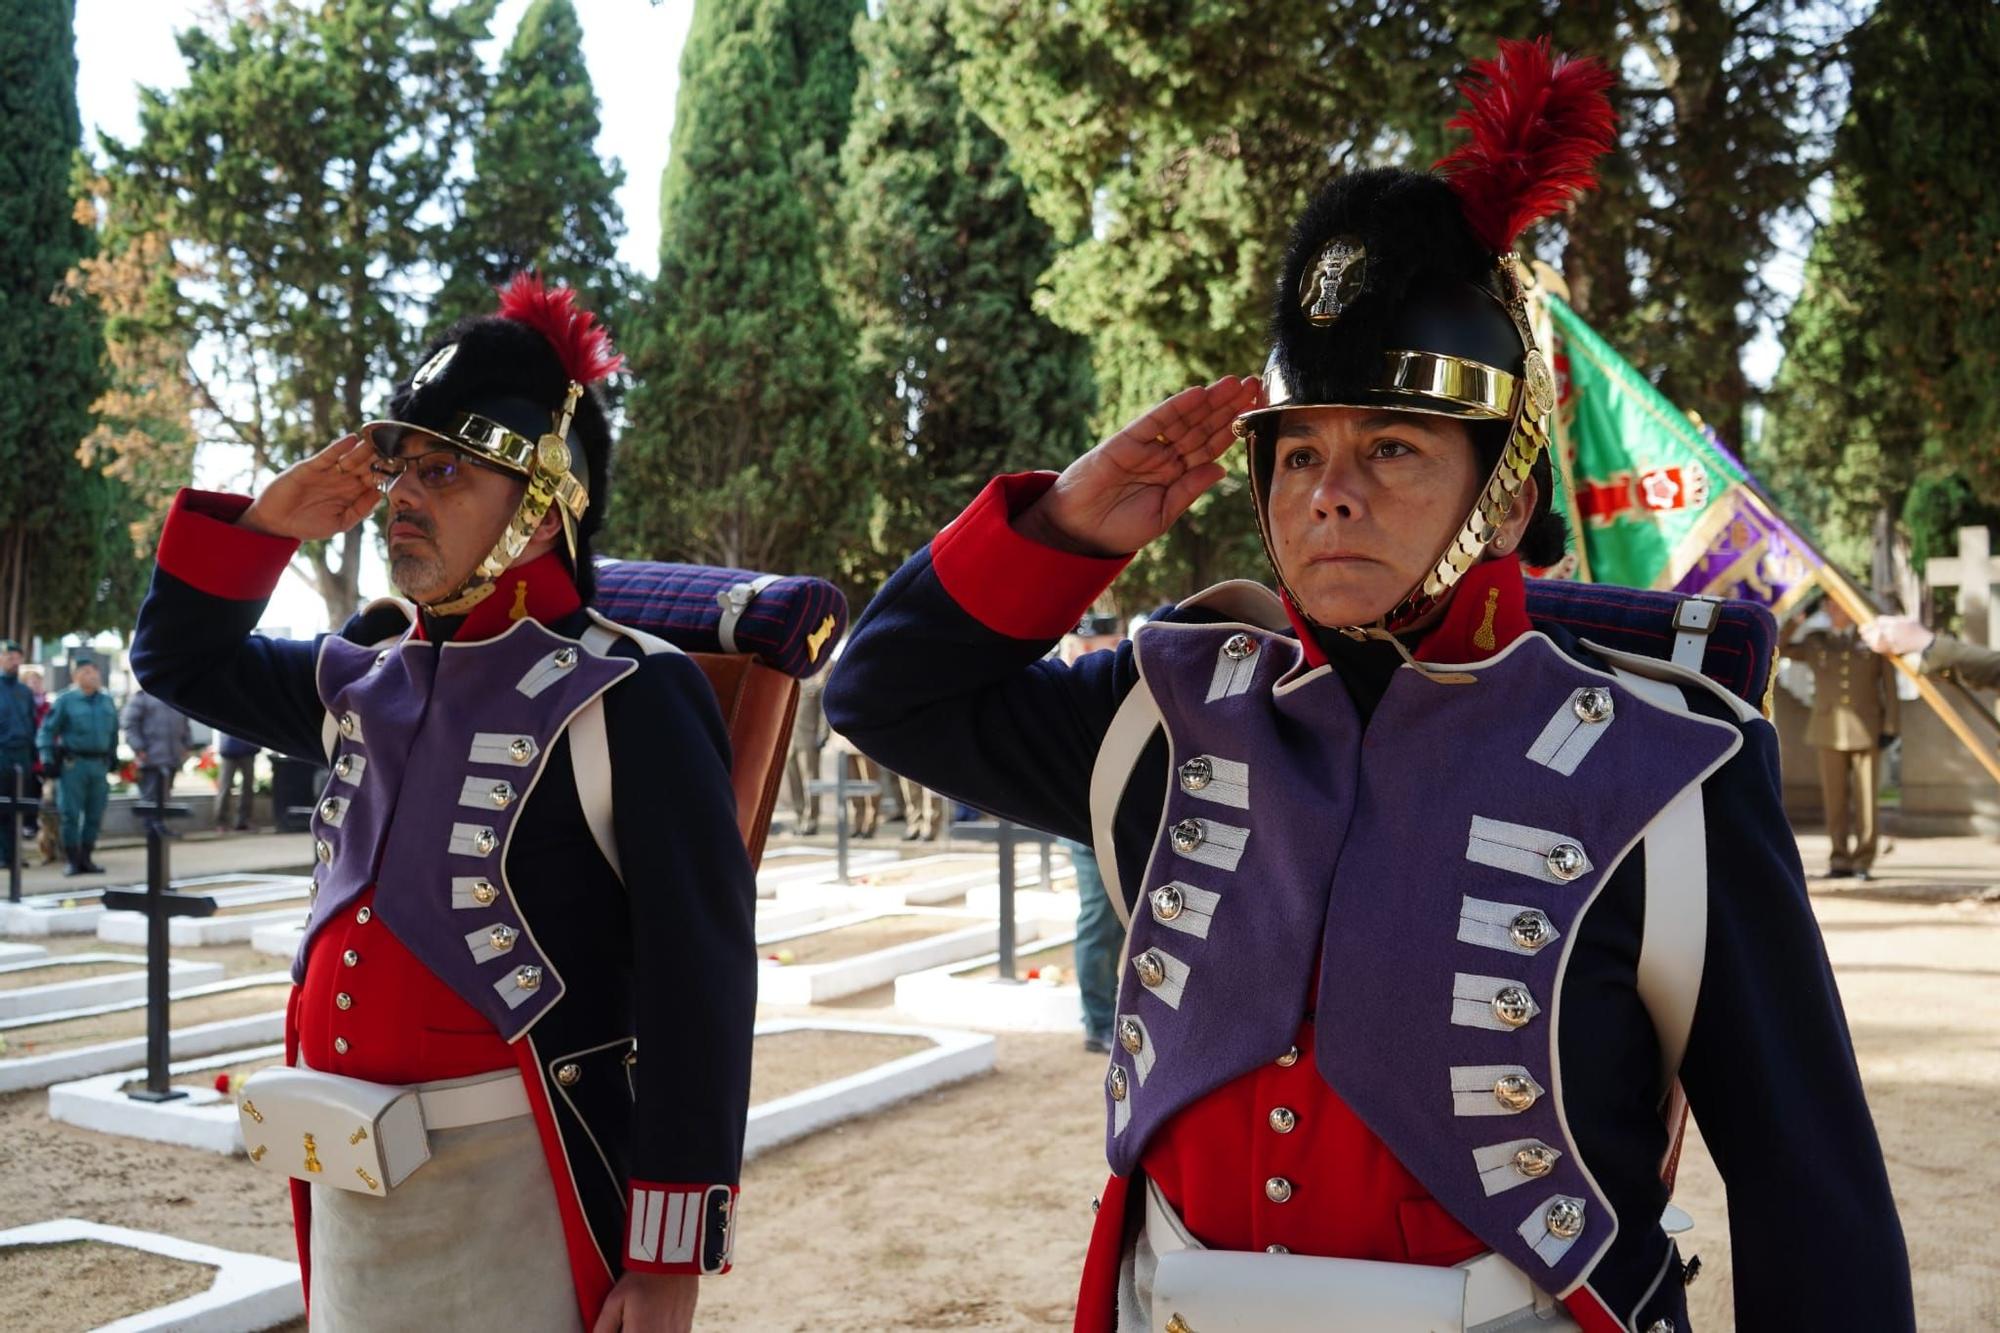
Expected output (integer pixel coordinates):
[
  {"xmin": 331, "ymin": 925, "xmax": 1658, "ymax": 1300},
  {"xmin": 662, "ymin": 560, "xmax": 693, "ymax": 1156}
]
[{"xmin": 1544, "ymin": 294, "xmax": 1820, "ymax": 616}]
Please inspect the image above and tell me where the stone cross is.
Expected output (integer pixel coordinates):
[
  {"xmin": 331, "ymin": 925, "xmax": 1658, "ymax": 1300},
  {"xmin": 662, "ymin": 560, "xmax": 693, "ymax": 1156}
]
[{"xmin": 1922, "ymin": 526, "xmax": 2000, "ymax": 649}]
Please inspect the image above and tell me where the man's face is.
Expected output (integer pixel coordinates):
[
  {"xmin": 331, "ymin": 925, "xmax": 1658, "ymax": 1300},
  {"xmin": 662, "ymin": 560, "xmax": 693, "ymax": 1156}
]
[
  {"xmin": 73, "ymin": 663, "xmax": 101, "ymax": 692},
  {"xmin": 0, "ymin": 649, "xmax": 20, "ymax": 675},
  {"xmin": 378, "ymin": 435, "xmax": 528, "ymax": 604},
  {"xmin": 1265, "ymin": 407, "xmax": 1485, "ymax": 627}
]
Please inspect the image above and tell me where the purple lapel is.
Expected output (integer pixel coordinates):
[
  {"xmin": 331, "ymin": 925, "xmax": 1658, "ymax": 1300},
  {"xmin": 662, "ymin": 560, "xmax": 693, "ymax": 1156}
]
[
  {"xmin": 305, "ymin": 618, "xmax": 634, "ymax": 1040},
  {"xmin": 1110, "ymin": 624, "xmax": 1739, "ymax": 1292}
]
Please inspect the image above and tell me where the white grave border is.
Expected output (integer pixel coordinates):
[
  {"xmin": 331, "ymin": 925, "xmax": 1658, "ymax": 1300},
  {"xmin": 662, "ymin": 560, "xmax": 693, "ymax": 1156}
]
[{"xmin": 0, "ymin": 1217, "xmax": 301, "ymax": 1333}]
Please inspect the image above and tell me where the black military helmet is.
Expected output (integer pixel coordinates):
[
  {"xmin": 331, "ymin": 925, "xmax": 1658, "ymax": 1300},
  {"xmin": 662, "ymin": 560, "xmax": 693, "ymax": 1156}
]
[
  {"xmin": 1235, "ymin": 38, "xmax": 1615, "ymax": 631},
  {"xmin": 364, "ymin": 274, "xmax": 622, "ymax": 610}
]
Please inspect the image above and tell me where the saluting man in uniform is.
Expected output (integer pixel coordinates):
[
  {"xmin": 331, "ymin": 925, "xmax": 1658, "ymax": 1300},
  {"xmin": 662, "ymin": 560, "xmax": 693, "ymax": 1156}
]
[
  {"xmin": 1792, "ymin": 598, "xmax": 1899, "ymax": 880},
  {"xmin": 37, "ymin": 654, "xmax": 118, "ymax": 877},
  {"xmin": 828, "ymin": 40, "xmax": 1913, "ymax": 1333},
  {"xmin": 130, "ymin": 276, "xmax": 756, "ymax": 1332}
]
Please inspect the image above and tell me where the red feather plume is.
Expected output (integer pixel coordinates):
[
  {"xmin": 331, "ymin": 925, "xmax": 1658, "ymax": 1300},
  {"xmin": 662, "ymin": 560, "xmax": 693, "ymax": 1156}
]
[
  {"xmin": 495, "ymin": 272, "xmax": 624, "ymax": 385},
  {"xmin": 1434, "ymin": 37, "xmax": 1616, "ymax": 255}
]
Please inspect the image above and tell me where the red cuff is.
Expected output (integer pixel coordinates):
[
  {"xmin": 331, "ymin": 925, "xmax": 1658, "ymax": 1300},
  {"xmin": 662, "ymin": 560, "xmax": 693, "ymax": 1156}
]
[
  {"xmin": 624, "ymin": 1181, "xmax": 737, "ymax": 1275},
  {"xmin": 156, "ymin": 489, "xmax": 299, "ymax": 600},
  {"xmin": 930, "ymin": 473, "xmax": 1132, "ymax": 640}
]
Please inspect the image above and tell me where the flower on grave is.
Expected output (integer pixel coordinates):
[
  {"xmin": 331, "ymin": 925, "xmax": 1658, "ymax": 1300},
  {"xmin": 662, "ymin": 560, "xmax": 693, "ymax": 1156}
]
[
  {"xmin": 215, "ymin": 1072, "xmax": 232, "ymax": 1094},
  {"xmin": 1041, "ymin": 965, "xmax": 1064, "ymax": 986},
  {"xmin": 1025, "ymin": 967, "xmax": 1041, "ymax": 980}
]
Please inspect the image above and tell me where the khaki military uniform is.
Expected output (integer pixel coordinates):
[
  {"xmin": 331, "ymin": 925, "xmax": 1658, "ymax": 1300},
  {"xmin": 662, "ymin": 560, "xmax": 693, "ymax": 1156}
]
[{"xmin": 1797, "ymin": 628, "xmax": 1899, "ymax": 873}]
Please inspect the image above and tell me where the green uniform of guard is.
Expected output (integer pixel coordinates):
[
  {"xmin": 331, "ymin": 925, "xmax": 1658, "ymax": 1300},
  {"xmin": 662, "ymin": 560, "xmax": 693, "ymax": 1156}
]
[{"xmin": 37, "ymin": 673, "xmax": 119, "ymax": 875}]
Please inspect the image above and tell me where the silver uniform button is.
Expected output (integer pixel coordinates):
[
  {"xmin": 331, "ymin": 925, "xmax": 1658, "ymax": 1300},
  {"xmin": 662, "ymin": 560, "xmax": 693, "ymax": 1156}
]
[
  {"xmin": 338, "ymin": 711, "xmax": 358, "ymax": 738},
  {"xmin": 1546, "ymin": 843, "xmax": 1587, "ymax": 881},
  {"xmin": 334, "ymin": 755, "xmax": 354, "ymax": 780},
  {"xmin": 556, "ymin": 1063, "xmax": 582, "ymax": 1087},
  {"xmin": 508, "ymin": 737, "xmax": 533, "ymax": 763},
  {"xmin": 1275, "ymin": 1045, "xmax": 1300, "ymax": 1068},
  {"xmin": 1177, "ymin": 757, "xmax": 1213, "ymax": 792},
  {"xmin": 1509, "ymin": 910, "xmax": 1552, "ymax": 951},
  {"xmin": 355, "ymin": 906, "xmax": 371, "ymax": 924},
  {"xmin": 1572, "ymin": 687, "xmax": 1614, "ymax": 723},
  {"xmin": 1265, "ymin": 1244, "xmax": 1289, "ymax": 1254},
  {"xmin": 1491, "ymin": 985, "xmax": 1536, "ymax": 1028},
  {"xmin": 1268, "ymin": 1106, "xmax": 1297, "ymax": 1134},
  {"xmin": 472, "ymin": 878, "xmax": 498, "ymax": 906},
  {"xmin": 315, "ymin": 838, "xmax": 332, "ymax": 864},
  {"xmin": 1645, "ymin": 1321, "xmax": 1675, "ymax": 1333},
  {"xmin": 1170, "ymin": 818, "xmax": 1204, "ymax": 853},
  {"xmin": 318, "ymin": 797, "xmax": 340, "ymax": 822},
  {"xmin": 489, "ymin": 781, "xmax": 515, "ymax": 809},
  {"xmin": 342, "ymin": 949, "xmax": 360, "ymax": 967},
  {"xmin": 1264, "ymin": 1177, "xmax": 1293, "ymax": 1204},
  {"xmin": 335, "ymin": 992, "xmax": 352, "ymax": 1011},
  {"xmin": 489, "ymin": 924, "xmax": 519, "ymax": 952},
  {"xmin": 1493, "ymin": 1074, "xmax": 1538, "ymax": 1111},
  {"xmin": 375, "ymin": 650, "xmax": 391, "ymax": 668},
  {"xmin": 473, "ymin": 828, "xmax": 497, "ymax": 856},
  {"xmin": 1513, "ymin": 1145, "xmax": 1557, "ymax": 1178},
  {"xmin": 1107, "ymin": 1066, "xmax": 1128, "ymax": 1102},
  {"xmin": 333, "ymin": 1036, "xmax": 350, "ymax": 1054},
  {"xmin": 513, "ymin": 964, "xmax": 543, "ymax": 991},
  {"xmin": 1134, "ymin": 951, "xmax": 1167, "ymax": 988},
  {"xmin": 553, "ymin": 647, "xmax": 579, "ymax": 669},
  {"xmin": 1223, "ymin": 633, "xmax": 1257, "ymax": 660},
  {"xmin": 1545, "ymin": 1198, "xmax": 1585, "ymax": 1240},
  {"xmin": 1151, "ymin": 885, "xmax": 1185, "ymax": 922},
  {"xmin": 1118, "ymin": 1018, "xmax": 1145, "ymax": 1054}
]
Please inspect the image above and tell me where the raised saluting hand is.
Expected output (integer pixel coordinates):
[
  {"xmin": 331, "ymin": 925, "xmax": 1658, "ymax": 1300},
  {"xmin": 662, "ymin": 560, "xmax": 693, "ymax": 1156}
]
[
  {"xmin": 238, "ymin": 434, "xmax": 383, "ymax": 541},
  {"xmin": 1014, "ymin": 376, "xmax": 1262, "ymax": 558}
]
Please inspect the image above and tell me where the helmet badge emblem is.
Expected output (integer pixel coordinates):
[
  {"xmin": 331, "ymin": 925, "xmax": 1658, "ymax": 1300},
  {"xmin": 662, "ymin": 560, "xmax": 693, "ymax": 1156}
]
[
  {"xmin": 412, "ymin": 342, "xmax": 458, "ymax": 387},
  {"xmin": 1300, "ymin": 235, "xmax": 1367, "ymax": 326}
]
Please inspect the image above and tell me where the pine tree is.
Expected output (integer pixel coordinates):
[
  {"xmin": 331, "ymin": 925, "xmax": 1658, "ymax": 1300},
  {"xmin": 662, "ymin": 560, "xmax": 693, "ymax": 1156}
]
[
  {"xmin": 609, "ymin": 0, "xmax": 871, "ymax": 592},
  {"xmin": 832, "ymin": 0, "xmax": 1095, "ymax": 583},
  {"xmin": 0, "ymin": 0, "xmax": 120, "ymax": 643},
  {"xmin": 107, "ymin": 0, "xmax": 497, "ymax": 625},
  {"xmin": 435, "ymin": 0, "xmax": 632, "ymax": 332}
]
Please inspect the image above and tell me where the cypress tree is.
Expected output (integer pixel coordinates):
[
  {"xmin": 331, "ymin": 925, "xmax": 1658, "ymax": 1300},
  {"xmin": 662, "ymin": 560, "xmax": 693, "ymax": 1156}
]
[
  {"xmin": 610, "ymin": 0, "xmax": 870, "ymax": 591},
  {"xmin": 0, "ymin": 0, "xmax": 117, "ymax": 642},
  {"xmin": 436, "ymin": 0, "xmax": 632, "ymax": 330},
  {"xmin": 833, "ymin": 0, "xmax": 1096, "ymax": 580},
  {"xmin": 1759, "ymin": 0, "xmax": 2000, "ymax": 569}
]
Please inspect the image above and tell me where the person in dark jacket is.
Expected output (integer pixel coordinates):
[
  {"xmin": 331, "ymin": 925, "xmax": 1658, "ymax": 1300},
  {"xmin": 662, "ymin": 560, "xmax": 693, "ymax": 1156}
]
[
  {"xmin": 214, "ymin": 730, "xmax": 260, "ymax": 832},
  {"xmin": 38, "ymin": 656, "xmax": 118, "ymax": 876},
  {"xmin": 122, "ymin": 687, "xmax": 193, "ymax": 813},
  {"xmin": 826, "ymin": 39, "xmax": 1911, "ymax": 1333},
  {"xmin": 0, "ymin": 640, "xmax": 35, "ymax": 870},
  {"xmin": 129, "ymin": 276, "xmax": 754, "ymax": 1332}
]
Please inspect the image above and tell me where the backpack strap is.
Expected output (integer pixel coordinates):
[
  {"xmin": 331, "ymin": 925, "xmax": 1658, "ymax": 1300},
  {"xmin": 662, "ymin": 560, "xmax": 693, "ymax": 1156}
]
[
  {"xmin": 1670, "ymin": 594, "xmax": 1723, "ymax": 672},
  {"xmin": 571, "ymin": 610, "xmax": 682, "ymax": 881}
]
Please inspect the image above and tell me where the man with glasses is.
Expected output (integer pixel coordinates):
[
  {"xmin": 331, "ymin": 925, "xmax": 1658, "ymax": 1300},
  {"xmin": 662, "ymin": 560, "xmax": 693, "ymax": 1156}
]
[{"xmin": 130, "ymin": 276, "xmax": 755, "ymax": 1332}]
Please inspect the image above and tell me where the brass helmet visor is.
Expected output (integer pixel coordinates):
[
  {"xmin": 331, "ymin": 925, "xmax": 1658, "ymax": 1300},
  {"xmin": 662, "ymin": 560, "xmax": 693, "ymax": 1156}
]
[{"xmin": 359, "ymin": 384, "xmax": 591, "ymax": 615}]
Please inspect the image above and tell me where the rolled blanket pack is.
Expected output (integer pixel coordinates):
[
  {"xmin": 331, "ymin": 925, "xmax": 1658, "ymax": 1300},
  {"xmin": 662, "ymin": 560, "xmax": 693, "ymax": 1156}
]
[{"xmin": 592, "ymin": 558, "xmax": 847, "ymax": 678}]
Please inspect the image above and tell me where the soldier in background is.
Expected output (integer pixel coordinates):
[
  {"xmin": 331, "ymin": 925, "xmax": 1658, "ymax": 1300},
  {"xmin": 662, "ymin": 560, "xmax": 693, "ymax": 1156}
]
[
  {"xmin": 1793, "ymin": 598, "xmax": 1899, "ymax": 880},
  {"xmin": 784, "ymin": 669, "xmax": 827, "ymax": 836},
  {"xmin": 37, "ymin": 655, "xmax": 118, "ymax": 876}
]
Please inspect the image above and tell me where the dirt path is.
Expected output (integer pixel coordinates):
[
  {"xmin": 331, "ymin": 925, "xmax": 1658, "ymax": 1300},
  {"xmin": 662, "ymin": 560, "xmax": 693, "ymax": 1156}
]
[{"xmin": 0, "ymin": 892, "xmax": 1993, "ymax": 1330}]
